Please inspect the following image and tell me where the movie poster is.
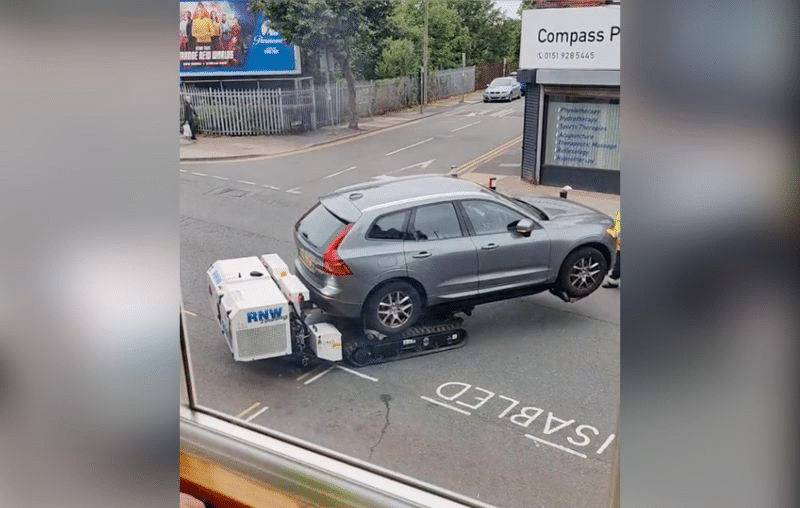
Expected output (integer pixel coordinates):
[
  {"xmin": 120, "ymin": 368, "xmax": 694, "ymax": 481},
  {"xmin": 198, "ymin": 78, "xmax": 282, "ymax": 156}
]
[{"xmin": 179, "ymin": 1, "xmax": 300, "ymax": 76}]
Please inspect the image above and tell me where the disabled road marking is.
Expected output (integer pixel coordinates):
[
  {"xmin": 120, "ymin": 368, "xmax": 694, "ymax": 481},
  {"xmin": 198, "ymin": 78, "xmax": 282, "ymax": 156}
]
[
  {"xmin": 420, "ymin": 396, "xmax": 471, "ymax": 416},
  {"xmin": 422, "ymin": 381, "xmax": 616, "ymax": 459},
  {"xmin": 525, "ymin": 434, "xmax": 587, "ymax": 459}
]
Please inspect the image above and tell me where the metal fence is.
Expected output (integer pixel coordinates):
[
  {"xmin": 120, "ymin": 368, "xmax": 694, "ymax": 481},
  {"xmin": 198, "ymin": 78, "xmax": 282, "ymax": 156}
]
[{"xmin": 181, "ymin": 66, "xmax": 474, "ymax": 136}]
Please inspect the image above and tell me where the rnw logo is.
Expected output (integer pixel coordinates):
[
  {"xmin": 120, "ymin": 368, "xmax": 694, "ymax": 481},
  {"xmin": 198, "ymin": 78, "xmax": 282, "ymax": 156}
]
[
  {"xmin": 261, "ymin": 22, "xmax": 279, "ymax": 37},
  {"xmin": 247, "ymin": 307, "xmax": 283, "ymax": 323}
]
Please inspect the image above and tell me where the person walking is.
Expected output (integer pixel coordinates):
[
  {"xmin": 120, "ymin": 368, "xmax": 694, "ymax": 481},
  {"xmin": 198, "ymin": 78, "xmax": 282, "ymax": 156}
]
[
  {"xmin": 603, "ymin": 209, "xmax": 621, "ymax": 288},
  {"xmin": 183, "ymin": 96, "xmax": 197, "ymax": 140}
]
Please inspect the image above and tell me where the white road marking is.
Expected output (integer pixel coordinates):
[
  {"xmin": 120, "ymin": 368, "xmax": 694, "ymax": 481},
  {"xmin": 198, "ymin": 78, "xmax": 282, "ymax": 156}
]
[
  {"xmin": 285, "ymin": 187, "xmax": 302, "ymax": 194},
  {"xmin": 524, "ymin": 434, "xmax": 587, "ymax": 459},
  {"xmin": 262, "ymin": 184, "xmax": 281, "ymax": 191},
  {"xmin": 235, "ymin": 402, "xmax": 261, "ymax": 419},
  {"xmin": 385, "ymin": 137, "xmax": 434, "ymax": 156},
  {"xmin": 596, "ymin": 433, "xmax": 616, "ymax": 455},
  {"xmin": 498, "ymin": 163, "xmax": 519, "ymax": 167},
  {"xmin": 182, "ymin": 309, "xmax": 197, "ymax": 317},
  {"xmin": 385, "ymin": 158, "xmax": 435, "ymax": 175},
  {"xmin": 296, "ymin": 366, "xmax": 321, "ymax": 381},
  {"xmin": 191, "ymin": 172, "xmax": 207, "ymax": 177},
  {"xmin": 420, "ymin": 396, "xmax": 472, "ymax": 415},
  {"xmin": 180, "ymin": 169, "xmax": 188, "ymax": 173},
  {"xmin": 323, "ymin": 165, "xmax": 357, "ymax": 179},
  {"xmin": 244, "ymin": 406, "xmax": 269, "ymax": 422},
  {"xmin": 336, "ymin": 365, "xmax": 378, "ymax": 382},
  {"xmin": 493, "ymin": 108, "xmax": 514, "ymax": 118},
  {"xmin": 237, "ymin": 180, "xmax": 256, "ymax": 185},
  {"xmin": 450, "ymin": 121, "xmax": 481, "ymax": 132},
  {"xmin": 211, "ymin": 175, "xmax": 229, "ymax": 181},
  {"xmin": 304, "ymin": 365, "xmax": 335, "ymax": 385}
]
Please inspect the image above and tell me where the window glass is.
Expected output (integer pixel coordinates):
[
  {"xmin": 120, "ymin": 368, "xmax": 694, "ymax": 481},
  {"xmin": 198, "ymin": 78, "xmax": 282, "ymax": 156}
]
[
  {"xmin": 411, "ymin": 202, "xmax": 462, "ymax": 240},
  {"xmin": 367, "ymin": 210, "xmax": 408, "ymax": 240},
  {"xmin": 295, "ymin": 203, "xmax": 347, "ymax": 249},
  {"xmin": 543, "ymin": 97, "xmax": 620, "ymax": 170},
  {"xmin": 461, "ymin": 200, "xmax": 525, "ymax": 235}
]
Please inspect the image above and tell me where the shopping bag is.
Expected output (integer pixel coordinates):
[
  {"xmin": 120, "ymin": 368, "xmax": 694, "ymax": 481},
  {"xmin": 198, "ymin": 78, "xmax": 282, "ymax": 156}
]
[{"xmin": 183, "ymin": 122, "xmax": 192, "ymax": 138}]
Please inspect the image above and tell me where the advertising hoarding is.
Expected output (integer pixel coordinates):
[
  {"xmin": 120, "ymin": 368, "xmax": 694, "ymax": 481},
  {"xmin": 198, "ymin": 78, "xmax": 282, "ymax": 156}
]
[
  {"xmin": 180, "ymin": 1, "xmax": 301, "ymax": 76},
  {"xmin": 519, "ymin": 5, "xmax": 620, "ymax": 70}
]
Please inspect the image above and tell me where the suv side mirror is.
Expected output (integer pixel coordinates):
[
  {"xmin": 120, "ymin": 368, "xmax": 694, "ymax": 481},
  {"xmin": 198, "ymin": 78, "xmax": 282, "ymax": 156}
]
[{"xmin": 513, "ymin": 218, "xmax": 535, "ymax": 236}]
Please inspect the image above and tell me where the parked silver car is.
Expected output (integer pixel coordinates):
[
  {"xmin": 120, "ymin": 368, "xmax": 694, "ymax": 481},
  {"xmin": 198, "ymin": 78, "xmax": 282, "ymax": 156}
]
[
  {"xmin": 294, "ymin": 175, "xmax": 616, "ymax": 335},
  {"xmin": 483, "ymin": 77, "xmax": 522, "ymax": 102}
]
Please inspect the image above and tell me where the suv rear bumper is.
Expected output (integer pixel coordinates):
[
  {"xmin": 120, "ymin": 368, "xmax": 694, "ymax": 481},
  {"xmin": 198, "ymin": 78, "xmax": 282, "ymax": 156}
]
[{"xmin": 294, "ymin": 260, "xmax": 362, "ymax": 319}]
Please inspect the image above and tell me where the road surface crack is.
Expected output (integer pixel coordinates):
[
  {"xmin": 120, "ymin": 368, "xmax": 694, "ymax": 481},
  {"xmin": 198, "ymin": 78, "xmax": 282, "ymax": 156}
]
[{"xmin": 369, "ymin": 394, "xmax": 392, "ymax": 460}]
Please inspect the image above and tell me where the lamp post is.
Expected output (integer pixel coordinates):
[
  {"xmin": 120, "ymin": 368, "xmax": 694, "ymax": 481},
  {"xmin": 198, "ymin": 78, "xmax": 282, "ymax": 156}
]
[{"xmin": 420, "ymin": 0, "xmax": 429, "ymax": 114}]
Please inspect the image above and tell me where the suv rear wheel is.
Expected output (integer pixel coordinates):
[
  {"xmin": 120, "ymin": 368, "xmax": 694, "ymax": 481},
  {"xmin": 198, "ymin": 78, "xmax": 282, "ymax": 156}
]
[
  {"xmin": 363, "ymin": 281, "xmax": 422, "ymax": 336},
  {"xmin": 558, "ymin": 247, "xmax": 608, "ymax": 298}
]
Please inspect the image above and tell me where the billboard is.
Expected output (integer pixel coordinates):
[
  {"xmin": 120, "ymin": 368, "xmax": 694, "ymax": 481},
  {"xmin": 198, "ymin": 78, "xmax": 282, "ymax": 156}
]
[
  {"xmin": 519, "ymin": 5, "xmax": 619, "ymax": 70},
  {"xmin": 179, "ymin": 1, "xmax": 301, "ymax": 76}
]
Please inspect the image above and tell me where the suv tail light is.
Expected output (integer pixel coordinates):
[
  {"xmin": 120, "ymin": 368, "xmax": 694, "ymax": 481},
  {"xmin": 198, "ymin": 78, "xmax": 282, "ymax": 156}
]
[{"xmin": 322, "ymin": 223, "xmax": 353, "ymax": 276}]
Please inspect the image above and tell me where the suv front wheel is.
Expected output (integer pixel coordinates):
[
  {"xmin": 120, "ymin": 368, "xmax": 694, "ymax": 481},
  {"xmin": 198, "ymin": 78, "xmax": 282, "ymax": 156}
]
[
  {"xmin": 558, "ymin": 246, "xmax": 608, "ymax": 298},
  {"xmin": 363, "ymin": 281, "xmax": 422, "ymax": 336}
]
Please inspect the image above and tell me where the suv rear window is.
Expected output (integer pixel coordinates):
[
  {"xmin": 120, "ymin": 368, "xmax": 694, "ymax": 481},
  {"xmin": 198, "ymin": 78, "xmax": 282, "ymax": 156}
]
[{"xmin": 296, "ymin": 203, "xmax": 348, "ymax": 250}]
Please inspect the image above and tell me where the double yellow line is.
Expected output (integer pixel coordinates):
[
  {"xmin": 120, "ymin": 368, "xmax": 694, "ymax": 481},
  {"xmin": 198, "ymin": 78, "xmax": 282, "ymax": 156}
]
[{"xmin": 453, "ymin": 135, "xmax": 522, "ymax": 176}]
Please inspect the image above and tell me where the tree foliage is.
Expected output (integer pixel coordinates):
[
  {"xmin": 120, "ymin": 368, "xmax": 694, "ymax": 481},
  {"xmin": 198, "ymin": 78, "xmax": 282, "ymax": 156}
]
[
  {"xmin": 250, "ymin": 0, "xmax": 395, "ymax": 128},
  {"xmin": 376, "ymin": 39, "xmax": 420, "ymax": 79},
  {"xmin": 249, "ymin": 0, "xmax": 522, "ymax": 117}
]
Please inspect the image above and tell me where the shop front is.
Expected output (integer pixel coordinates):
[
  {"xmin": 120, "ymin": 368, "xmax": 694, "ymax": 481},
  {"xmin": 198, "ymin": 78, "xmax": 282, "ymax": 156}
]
[{"xmin": 517, "ymin": 5, "xmax": 620, "ymax": 194}]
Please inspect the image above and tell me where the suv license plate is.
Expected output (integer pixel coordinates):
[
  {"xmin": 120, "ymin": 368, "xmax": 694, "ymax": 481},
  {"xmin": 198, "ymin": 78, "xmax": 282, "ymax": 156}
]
[{"xmin": 298, "ymin": 248, "xmax": 315, "ymax": 271}]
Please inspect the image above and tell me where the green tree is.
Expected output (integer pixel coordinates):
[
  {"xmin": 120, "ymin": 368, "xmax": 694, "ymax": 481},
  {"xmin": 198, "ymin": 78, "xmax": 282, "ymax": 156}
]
[
  {"xmin": 393, "ymin": 0, "xmax": 467, "ymax": 71},
  {"xmin": 447, "ymin": 0, "xmax": 505, "ymax": 65},
  {"xmin": 376, "ymin": 39, "xmax": 420, "ymax": 78},
  {"xmin": 249, "ymin": 0, "xmax": 395, "ymax": 129}
]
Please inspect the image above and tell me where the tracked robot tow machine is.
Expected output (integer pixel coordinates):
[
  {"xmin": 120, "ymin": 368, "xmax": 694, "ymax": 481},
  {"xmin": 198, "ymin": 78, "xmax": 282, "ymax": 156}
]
[{"xmin": 207, "ymin": 254, "xmax": 467, "ymax": 367}]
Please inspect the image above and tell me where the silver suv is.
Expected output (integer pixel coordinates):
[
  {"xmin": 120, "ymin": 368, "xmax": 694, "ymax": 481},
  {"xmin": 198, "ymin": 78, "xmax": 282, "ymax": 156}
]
[{"xmin": 294, "ymin": 175, "xmax": 616, "ymax": 335}]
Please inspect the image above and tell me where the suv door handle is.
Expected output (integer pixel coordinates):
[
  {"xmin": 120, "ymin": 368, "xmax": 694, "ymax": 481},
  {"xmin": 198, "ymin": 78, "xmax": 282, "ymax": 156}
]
[
  {"xmin": 412, "ymin": 251, "xmax": 432, "ymax": 258},
  {"xmin": 481, "ymin": 243, "xmax": 499, "ymax": 250}
]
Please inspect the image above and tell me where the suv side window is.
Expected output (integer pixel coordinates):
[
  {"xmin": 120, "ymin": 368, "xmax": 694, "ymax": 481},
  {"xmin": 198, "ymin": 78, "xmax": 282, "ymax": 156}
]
[
  {"xmin": 367, "ymin": 210, "xmax": 409, "ymax": 240},
  {"xmin": 411, "ymin": 202, "xmax": 462, "ymax": 241},
  {"xmin": 461, "ymin": 200, "xmax": 526, "ymax": 235}
]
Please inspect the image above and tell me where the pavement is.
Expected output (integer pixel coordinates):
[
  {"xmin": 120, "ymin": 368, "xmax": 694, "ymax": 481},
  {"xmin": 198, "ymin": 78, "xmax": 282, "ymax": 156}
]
[{"xmin": 180, "ymin": 90, "xmax": 620, "ymax": 218}]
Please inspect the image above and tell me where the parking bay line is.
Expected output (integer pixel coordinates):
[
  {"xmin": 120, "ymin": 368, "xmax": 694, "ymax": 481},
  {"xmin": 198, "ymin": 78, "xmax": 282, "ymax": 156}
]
[
  {"xmin": 524, "ymin": 434, "xmax": 587, "ymax": 459},
  {"xmin": 420, "ymin": 396, "xmax": 471, "ymax": 416},
  {"xmin": 235, "ymin": 401, "xmax": 262, "ymax": 419},
  {"xmin": 385, "ymin": 137, "xmax": 434, "ymax": 156},
  {"xmin": 244, "ymin": 406, "xmax": 269, "ymax": 422},
  {"xmin": 304, "ymin": 365, "xmax": 335, "ymax": 385},
  {"xmin": 336, "ymin": 365, "xmax": 378, "ymax": 382}
]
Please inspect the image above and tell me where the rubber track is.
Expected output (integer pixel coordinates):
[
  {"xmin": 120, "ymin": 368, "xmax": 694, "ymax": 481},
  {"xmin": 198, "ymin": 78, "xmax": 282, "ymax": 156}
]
[{"xmin": 343, "ymin": 319, "xmax": 468, "ymax": 367}]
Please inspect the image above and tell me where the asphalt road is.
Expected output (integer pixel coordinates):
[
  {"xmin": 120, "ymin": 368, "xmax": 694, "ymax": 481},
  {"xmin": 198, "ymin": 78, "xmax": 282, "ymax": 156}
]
[{"xmin": 180, "ymin": 96, "xmax": 619, "ymax": 508}]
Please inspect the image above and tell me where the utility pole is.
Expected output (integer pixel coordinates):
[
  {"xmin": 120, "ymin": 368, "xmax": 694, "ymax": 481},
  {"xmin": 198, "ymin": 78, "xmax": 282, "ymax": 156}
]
[
  {"xmin": 420, "ymin": 0, "xmax": 429, "ymax": 114},
  {"xmin": 460, "ymin": 52, "xmax": 466, "ymax": 103}
]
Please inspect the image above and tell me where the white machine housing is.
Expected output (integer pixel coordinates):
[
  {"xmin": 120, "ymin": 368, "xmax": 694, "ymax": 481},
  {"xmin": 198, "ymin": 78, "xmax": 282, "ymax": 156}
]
[
  {"xmin": 207, "ymin": 254, "xmax": 342, "ymax": 363},
  {"xmin": 207, "ymin": 256, "xmax": 268, "ymax": 312}
]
